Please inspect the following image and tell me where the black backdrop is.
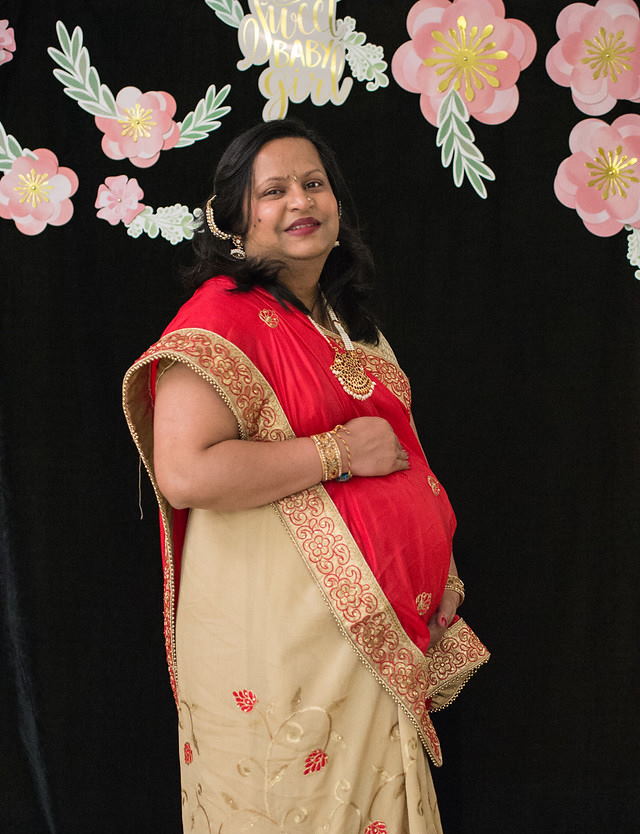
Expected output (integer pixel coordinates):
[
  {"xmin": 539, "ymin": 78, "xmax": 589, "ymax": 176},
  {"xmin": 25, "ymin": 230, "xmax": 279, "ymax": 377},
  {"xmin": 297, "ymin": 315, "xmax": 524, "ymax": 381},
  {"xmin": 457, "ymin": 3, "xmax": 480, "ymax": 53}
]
[{"xmin": 1, "ymin": 1, "xmax": 639, "ymax": 832}]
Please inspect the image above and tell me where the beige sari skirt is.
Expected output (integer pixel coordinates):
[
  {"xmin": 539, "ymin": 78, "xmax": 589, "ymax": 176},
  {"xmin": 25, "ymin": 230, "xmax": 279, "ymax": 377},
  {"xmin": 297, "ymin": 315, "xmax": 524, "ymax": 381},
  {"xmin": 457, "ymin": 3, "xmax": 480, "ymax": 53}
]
[{"xmin": 176, "ymin": 504, "xmax": 444, "ymax": 834}]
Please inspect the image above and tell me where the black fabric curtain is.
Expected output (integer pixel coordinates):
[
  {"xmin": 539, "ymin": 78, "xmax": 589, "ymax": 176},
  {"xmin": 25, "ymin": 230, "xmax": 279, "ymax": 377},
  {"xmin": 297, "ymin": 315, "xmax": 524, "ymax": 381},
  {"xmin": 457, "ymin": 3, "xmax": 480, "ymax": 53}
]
[{"xmin": 1, "ymin": 1, "xmax": 639, "ymax": 832}]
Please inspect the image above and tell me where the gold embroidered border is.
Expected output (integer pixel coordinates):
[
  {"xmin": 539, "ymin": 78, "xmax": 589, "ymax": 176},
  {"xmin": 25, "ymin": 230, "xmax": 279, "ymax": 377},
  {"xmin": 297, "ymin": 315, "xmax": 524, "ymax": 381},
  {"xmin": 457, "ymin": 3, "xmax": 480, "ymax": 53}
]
[
  {"xmin": 122, "ymin": 329, "xmax": 291, "ymax": 703},
  {"xmin": 122, "ymin": 327, "xmax": 489, "ymax": 765},
  {"xmin": 275, "ymin": 488, "xmax": 489, "ymax": 766}
]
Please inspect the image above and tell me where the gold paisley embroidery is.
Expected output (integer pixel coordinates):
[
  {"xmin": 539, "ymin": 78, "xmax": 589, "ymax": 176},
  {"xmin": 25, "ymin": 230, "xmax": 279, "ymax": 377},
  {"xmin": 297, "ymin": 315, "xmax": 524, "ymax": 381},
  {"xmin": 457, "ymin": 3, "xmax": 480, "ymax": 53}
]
[
  {"xmin": 415, "ymin": 592, "xmax": 432, "ymax": 616},
  {"xmin": 259, "ymin": 308, "xmax": 279, "ymax": 327}
]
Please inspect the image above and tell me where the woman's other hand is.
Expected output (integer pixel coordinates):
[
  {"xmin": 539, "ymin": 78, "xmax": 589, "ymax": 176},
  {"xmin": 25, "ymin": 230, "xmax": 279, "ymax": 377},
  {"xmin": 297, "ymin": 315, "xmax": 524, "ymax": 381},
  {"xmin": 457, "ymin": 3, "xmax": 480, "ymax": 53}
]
[
  {"xmin": 343, "ymin": 416, "xmax": 409, "ymax": 477},
  {"xmin": 426, "ymin": 589, "xmax": 460, "ymax": 648}
]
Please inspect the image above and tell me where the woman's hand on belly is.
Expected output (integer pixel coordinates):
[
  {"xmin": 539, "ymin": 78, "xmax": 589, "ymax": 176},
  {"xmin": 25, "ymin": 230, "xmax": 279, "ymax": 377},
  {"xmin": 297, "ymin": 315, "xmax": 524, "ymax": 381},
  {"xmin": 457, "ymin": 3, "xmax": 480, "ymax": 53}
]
[{"xmin": 345, "ymin": 416, "xmax": 410, "ymax": 477}]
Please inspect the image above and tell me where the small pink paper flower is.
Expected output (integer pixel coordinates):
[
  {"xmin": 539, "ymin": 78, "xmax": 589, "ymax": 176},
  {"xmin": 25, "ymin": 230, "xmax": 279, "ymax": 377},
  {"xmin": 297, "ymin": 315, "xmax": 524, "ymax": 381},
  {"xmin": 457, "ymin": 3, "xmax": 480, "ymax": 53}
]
[
  {"xmin": 183, "ymin": 742, "xmax": 193, "ymax": 765},
  {"xmin": 0, "ymin": 148, "xmax": 78, "ymax": 235},
  {"xmin": 546, "ymin": 0, "xmax": 640, "ymax": 115},
  {"xmin": 303, "ymin": 749, "xmax": 328, "ymax": 774},
  {"xmin": 392, "ymin": 0, "xmax": 536, "ymax": 126},
  {"xmin": 554, "ymin": 114, "xmax": 640, "ymax": 237},
  {"xmin": 364, "ymin": 823, "xmax": 389, "ymax": 834},
  {"xmin": 95, "ymin": 87, "xmax": 180, "ymax": 168},
  {"xmin": 95, "ymin": 175, "xmax": 145, "ymax": 225},
  {"xmin": 232, "ymin": 689, "xmax": 257, "ymax": 712},
  {"xmin": 0, "ymin": 20, "xmax": 16, "ymax": 65}
]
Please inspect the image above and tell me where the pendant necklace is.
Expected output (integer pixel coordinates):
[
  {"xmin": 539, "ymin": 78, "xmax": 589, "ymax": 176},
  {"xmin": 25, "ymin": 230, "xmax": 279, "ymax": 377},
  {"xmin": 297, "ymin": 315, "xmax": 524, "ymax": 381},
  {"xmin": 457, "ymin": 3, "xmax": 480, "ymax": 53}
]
[{"xmin": 309, "ymin": 301, "xmax": 375, "ymax": 401}]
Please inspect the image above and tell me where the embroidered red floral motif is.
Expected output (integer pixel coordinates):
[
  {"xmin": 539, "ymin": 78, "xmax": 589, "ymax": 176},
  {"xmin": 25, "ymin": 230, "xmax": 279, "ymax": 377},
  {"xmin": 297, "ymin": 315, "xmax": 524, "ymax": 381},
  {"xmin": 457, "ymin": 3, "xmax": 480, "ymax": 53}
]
[
  {"xmin": 364, "ymin": 822, "xmax": 389, "ymax": 834},
  {"xmin": 303, "ymin": 748, "xmax": 328, "ymax": 774},
  {"xmin": 233, "ymin": 689, "xmax": 257, "ymax": 712},
  {"xmin": 183, "ymin": 742, "xmax": 193, "ymax": 765}
]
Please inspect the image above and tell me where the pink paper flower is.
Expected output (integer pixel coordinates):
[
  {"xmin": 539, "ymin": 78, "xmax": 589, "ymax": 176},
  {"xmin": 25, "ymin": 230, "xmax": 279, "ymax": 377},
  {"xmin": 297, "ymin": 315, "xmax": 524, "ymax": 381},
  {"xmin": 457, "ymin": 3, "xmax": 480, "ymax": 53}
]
[
  {"xmin": 554, "ymin": 114, "xmax": 640, "ymax": 237},
  {"xmin": 0, "ymin": 148, "xmax": 78, "ymax": 235},
  {"xmin": 232, "ymin": 689, "xmax": 257, "ymax": 712},
  {"xmin": 546, "ymin": 0, "xmax": 640, "ymax": 115},
  {"xmin": 95, "ymin": 87, "xmax": 180, "ymax": 168},
  {"xmin": 392, "ymin": 0, "xmax": 536, "ymax": 126},
  {"xmin": 95, "ymin": 175, "xmax": 145, "ymax": 225},
  {"xmin": 303, "ymin": 749, "xmax": 328, "ymax": 774},
  {"xmin": 0, "ymin": 19, "xmax": 16, "ymax": 65}
]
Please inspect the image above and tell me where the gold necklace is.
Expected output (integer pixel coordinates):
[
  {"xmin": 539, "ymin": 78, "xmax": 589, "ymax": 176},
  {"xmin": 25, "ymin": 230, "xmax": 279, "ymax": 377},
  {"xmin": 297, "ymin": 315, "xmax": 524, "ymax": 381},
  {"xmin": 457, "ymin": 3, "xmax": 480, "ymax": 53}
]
[{"xmin": 310, "ymin": 304, "xmax": 375, "ymax": 401}]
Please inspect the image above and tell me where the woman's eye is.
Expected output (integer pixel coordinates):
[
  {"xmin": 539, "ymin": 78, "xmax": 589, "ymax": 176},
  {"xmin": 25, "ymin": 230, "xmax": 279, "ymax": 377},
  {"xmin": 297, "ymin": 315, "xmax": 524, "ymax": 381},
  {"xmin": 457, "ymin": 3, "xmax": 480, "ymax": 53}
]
[
  {"xmin": 264, "ymin": 188, "xmax": 282, "ymax": 197},
  {"xmin": 306, "ymin": 180, "xmax": 322, "ymax": 189}
]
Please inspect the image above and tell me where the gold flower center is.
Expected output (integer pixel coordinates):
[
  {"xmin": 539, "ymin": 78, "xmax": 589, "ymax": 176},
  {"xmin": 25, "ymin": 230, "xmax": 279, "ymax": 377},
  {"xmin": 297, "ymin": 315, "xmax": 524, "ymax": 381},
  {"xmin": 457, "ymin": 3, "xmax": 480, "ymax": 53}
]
[
  {"xmin": 14, "ymin": 169, "xmax": 53, "ymax": 208},
  {"xmin": 423, "ymin": 15, "xmax": 508, "ymax": 102},
  {"xmin": 585, "ymin": 145, "xmax": 639, "ymax": 200},
  {"xmin": 118, "ymin": 103, "xmax": 157, "ymax": 142},
  {"xmin": 582, "ymin": 27, "xmax": 634, "ymax": 83}
]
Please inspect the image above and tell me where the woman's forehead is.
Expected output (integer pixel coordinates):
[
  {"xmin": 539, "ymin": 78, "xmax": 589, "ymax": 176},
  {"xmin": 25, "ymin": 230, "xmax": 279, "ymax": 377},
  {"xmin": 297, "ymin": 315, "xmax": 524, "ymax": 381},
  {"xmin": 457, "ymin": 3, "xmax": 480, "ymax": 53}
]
[{"xmin": 252, "ymin": 137, "xmax": 324, "ymax": 184}]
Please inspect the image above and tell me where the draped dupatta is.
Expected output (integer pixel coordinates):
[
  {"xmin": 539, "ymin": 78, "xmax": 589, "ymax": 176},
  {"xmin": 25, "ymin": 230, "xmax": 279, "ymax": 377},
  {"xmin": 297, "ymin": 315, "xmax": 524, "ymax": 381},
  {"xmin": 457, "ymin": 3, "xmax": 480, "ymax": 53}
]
[{"xmin": 122, "ymin": 276, "xmax": 489, "ymax": 765}]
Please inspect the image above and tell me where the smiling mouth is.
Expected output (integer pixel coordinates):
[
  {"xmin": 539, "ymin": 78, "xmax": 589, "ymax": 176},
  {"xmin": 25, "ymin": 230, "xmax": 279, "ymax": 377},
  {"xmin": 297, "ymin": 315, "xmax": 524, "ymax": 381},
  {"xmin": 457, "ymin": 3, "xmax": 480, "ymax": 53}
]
[{"xmin": 285, "ymin": 218, "xmax": 320, "ymax": 232}]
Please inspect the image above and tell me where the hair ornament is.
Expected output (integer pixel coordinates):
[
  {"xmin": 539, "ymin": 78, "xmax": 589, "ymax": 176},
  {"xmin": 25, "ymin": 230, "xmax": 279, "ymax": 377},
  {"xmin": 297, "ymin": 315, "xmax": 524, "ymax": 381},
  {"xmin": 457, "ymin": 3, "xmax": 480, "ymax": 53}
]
[{"xmin": 205, "ymin": 195, "xmax": 246, "ymax": 260}]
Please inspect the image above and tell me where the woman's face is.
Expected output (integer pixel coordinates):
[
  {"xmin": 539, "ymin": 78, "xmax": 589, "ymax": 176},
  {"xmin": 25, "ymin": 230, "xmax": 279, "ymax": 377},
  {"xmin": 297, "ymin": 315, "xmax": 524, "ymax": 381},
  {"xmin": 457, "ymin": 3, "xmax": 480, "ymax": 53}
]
[{"xmin": 243, "ymin": 137, "xmax": 340, "ymax": 272}]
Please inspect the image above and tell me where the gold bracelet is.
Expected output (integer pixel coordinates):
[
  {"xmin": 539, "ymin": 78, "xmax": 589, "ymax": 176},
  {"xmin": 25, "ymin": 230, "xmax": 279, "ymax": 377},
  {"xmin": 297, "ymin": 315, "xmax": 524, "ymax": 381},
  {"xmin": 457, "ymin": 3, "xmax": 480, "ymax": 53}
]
[
  {"xmin": 310, "ymin": 431, "xmax": 342, "ymax": 481},
  {"xmin": 332, "ymin": 425, "xmax": 352, "ymax": 481},
  {"xmin": 445, "ymin": 574, "xmax": 465, "ymax": 605}
]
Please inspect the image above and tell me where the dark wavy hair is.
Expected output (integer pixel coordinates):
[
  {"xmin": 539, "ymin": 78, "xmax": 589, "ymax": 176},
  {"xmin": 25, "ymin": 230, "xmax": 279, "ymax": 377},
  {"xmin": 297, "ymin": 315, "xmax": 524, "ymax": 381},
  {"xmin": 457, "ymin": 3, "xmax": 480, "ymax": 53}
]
[{"xmin": 184, "ymin": 119, "xmax": 379, "ymax": 344}]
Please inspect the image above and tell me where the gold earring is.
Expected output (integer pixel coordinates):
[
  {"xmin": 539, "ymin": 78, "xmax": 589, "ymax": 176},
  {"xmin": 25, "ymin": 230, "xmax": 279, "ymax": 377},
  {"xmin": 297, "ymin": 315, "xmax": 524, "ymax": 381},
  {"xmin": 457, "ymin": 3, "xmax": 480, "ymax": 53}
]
[{"xmin": 205, "ymin": 195, "xmax": 246, "ymax": 260}]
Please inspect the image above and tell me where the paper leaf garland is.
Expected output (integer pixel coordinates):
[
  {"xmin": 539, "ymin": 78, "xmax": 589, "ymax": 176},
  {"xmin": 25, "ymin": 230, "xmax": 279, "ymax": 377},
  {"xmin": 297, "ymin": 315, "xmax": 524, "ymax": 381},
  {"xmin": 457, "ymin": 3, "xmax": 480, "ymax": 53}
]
[
  {"xmin": 205, "ymin": 0, "xmax": 245, "ymax": 28},
  {"xmin": 0, "ymin": 123, "xmax": 78, "ymax": 235},
  {"xmin": 95, "ymin": 175, "xmax": 195, "ymax": 244},
  {"xmin": 48, "ymin": 22, "xmax": 231, "ymax": 167},
  {"xmin": 205, "ymin": 0, "xmax": 389, "ymax": 120},
  {"xmin": 175, "ymin": 84, "xmax": 232, "ymax": 148},
  {"xmin": 626, "ymin": 227, "xmax": 640, "ymax": 278},
  {"xmin": 435, "ymin": 88, "xmax": 495, "ymax": 198},
  {"xmin": 392, "ymin": 0, "xmax": 536, "ymax": 198}
]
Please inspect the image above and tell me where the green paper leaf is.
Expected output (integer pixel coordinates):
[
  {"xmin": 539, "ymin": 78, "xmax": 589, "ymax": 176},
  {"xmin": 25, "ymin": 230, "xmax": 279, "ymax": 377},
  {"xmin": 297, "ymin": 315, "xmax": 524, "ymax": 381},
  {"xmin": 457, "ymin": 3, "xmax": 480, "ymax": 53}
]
[
  {"xmin": 56, "ymin": 21, "xmax": 71, "ymax": 55},
  {"xmin": 465, "ymin": 165, "xmax": 488, "ymax": 199},
  {"xmin": 47, "ymin": 47, "xmax": 73, "ymax": 73},
  {"xmin": 70, "ymin": 26, "xmax": 82, "ymax": 63},
  {"xmin": 7, "ymin": 135, "xmax": 23, "ymax": 158}
]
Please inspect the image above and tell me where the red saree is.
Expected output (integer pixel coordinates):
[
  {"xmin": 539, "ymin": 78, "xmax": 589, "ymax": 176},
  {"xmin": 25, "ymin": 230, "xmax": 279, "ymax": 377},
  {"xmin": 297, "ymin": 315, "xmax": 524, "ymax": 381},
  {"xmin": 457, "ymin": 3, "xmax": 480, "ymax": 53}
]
[{"xmin": 123, "ymin": 275, "xmax": 489, "ymax": 769}]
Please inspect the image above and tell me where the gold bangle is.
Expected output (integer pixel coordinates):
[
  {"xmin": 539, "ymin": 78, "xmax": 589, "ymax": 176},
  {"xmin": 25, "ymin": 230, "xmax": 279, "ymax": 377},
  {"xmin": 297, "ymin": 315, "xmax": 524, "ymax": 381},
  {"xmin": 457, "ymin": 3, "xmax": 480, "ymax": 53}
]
[
  {"xmin": 445, "ymin": 574, "xmax": 465, "ymax": 605},
  {"xmin": 310, "ymin": 431, "xmax": 342, "ymax": 481},
  {"xmin": 332, "ymin": 425, "xmax": 352, "ymax": 481}
]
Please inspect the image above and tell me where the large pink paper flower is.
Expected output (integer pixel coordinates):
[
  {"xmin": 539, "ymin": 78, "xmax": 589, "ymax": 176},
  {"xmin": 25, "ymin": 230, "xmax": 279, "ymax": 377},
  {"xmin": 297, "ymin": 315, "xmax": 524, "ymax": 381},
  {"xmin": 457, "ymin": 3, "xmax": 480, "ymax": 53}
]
[
  {"xmin": 95, "ymin": 175, "xmax": 145, "ymax": 225},
  {"xmin": 555, "ymin": 114, "xmax": 640, "ymax": 236},
  {"xmin": 392, "ymin": 0, "xmax": 536, "ymax": 126},
  {"xmin": 546, "ymin": 0, "xmax": 640, "ymax": 115},
  {"xmin": 95, "ymin": 87, "xmax": 180, "ymax": 168},
  {"xmin": 0, "ymin": 148, "xmax": 78, "ymax": 235},
  {"xmin": 0, "ymin": 19, "xmax": 16, "ymax": 65}
]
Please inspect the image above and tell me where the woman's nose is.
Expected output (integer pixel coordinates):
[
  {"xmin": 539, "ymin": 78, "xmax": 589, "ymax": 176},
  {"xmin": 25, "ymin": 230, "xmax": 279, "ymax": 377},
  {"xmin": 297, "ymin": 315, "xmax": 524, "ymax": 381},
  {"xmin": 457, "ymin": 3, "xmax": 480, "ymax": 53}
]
[{"xmin": 288, "ymin": 184, "xmax": 311, "ymax": 209}]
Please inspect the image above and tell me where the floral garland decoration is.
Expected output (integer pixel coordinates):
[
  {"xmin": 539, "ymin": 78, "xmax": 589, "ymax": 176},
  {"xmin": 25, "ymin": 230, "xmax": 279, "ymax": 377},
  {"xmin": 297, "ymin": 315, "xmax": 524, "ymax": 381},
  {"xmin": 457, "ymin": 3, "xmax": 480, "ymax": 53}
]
[
  {"xmin": 204, "ymin": 0, "xmax": 388, "ymax": 121},
  {"xmin": 0, "ymin": 122, "xmax": 78, "ymax": 236},
  {"xmin": 48, "ymin": 21, "xmax": 232, "ymax": 244},
  {"xmin": 392, "ymin": 0, "xmax": 537, "ymax": 198},
  {"xmin": 93, "ymin": 174, "xmax": 197, "ymax": 244},
  {"xmin": 547, "ymin": 0, "xmax": 640, "ymax": 278}
]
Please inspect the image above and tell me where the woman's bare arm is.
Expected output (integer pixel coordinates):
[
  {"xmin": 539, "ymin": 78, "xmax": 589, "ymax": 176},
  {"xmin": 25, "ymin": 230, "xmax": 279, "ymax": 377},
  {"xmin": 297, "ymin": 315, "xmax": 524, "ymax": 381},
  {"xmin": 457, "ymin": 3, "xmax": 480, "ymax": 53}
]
[
  {"xmin": 153, "ymin": 363, "xmax": 323, "ymax": 511},
  {"xmin": 154, "ymin": 363, "xmax": 409, "ymax": 512}
]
